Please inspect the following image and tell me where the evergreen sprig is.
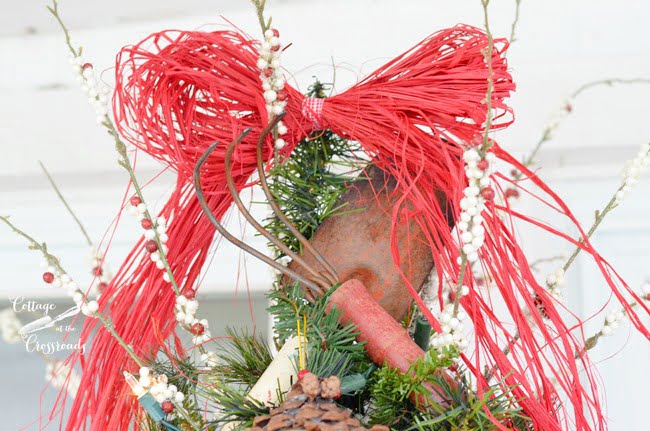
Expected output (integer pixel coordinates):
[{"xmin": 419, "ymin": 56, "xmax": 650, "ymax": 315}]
[
  {"xmin": 366, "ymin": 348, "xmax": 531, "ymax": 431},
  {"xmin": 213, "ymin": 327, "xmax": 274, "ymax": 389},
  {"xmin": 263, "ymin": 81, "xmax": 363, "ymax": 256},
  {"xmin": 267, "ymin": 284, "xmax": 368, "ymax": 361},
  {"xmin": 148, "ymin": 353, "xmax": 214, "ymax": 430},
  {"xmin": 201, "ymin": 382, "xmax": 269, "ymax": 430}
]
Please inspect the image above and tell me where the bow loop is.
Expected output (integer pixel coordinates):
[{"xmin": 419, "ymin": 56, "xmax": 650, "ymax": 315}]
[{"xmin": 114, "ymin": 30, "xmax": 306, "ymax": 186}]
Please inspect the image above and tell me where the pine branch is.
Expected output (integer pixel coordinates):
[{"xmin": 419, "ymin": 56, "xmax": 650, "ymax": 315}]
[
  {"xmin": 263, "ymin": 81, "xmax": 363, "ymax": 256},
  {"xmin": 367, "ymin": 349, "xmax": 530, "ymax": 431},
  {"xmin": 267, "ymin": 284, "xmax": 367, "ymax": 361},
  {"xmin": 202, "ymin": 382, "xmax": 268, "ymax": 429},
  {"xmin": 214, "ymin": 327, "xmax": 274, "ymax": 388}
]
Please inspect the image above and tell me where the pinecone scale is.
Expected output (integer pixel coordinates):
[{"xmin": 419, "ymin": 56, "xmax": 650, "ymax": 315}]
[{"xmin": 248, "ymin": 373, "xmax": 388, "ymax": 431}]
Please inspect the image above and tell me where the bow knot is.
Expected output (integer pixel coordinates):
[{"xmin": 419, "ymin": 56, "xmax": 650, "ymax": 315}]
[{"xmin": 301, "ymin": 97, "xmax": 325, "ymax": 131}]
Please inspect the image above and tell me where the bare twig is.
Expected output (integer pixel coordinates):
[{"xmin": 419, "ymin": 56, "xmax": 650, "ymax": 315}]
[
  {"xmin": 39, "ymin": 161, "xmax": 93, "ymax": 247},
  {"xmin": 479, "ymin": 0, "xmax": 495, "ymax": 153},
  {"xmin": 508, "ymin": 0, "xmax": 522, "ymax": 47},
  {"xmin": 0, "ymin": 216, "xmax": 144, "ymax": 367},
  {"xmin": 570, "ymin": 78, "xmax": 650, "ymax": 99},
  {"xmin": 250, "ymin": 0, "xmax": 270, "ymax": 34},
  {"xmin": 562, "ymin": 195, "xmax": 616, "ymax": 273},
  {"xmin": 46, "ymin": 0, "xmax": 79, "ymax": 57}
]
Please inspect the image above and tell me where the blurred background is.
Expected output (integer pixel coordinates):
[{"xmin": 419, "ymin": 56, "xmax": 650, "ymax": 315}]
[{"xmin": 0, "ymin": 0, "xmax": 649, "ymax": 429}]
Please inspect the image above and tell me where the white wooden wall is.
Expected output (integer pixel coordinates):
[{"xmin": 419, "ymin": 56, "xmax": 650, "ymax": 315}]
[{"xmin": 1, "ymin": 0, "xmax": 649, "ymax": 429}]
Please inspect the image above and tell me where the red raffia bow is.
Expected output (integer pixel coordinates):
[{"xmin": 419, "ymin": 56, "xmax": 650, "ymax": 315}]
[{"xmin": 57, "ymin": 24, "xmax": 649, "ymax": 431}]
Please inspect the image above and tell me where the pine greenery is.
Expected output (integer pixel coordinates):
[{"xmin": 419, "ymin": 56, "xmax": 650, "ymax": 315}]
[
  {"xmin": 367, "ymin": 349, "xmax": 530, "ymax": 431},
  {"xmin": 263, "ymin": 80, "xmax": 363, "ymax": 256},
  {"xmin": 214, "ymin": 327, "xmax": 274, "ymax": 388}
]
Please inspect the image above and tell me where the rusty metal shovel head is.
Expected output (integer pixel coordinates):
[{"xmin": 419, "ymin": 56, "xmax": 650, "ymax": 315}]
[{"xmin": 287, "ymin": 164, "xmax": 453, "ymax": 322}]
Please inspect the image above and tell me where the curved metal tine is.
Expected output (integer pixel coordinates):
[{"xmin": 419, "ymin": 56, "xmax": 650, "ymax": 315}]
[
  {"xmin": 256, "ymin": 114, "xmax": 340, "ymax": 286},
  {"xmin": 223, "ymin": 130, "xmax": 331, "ymax": 293},
  {"xmin": 193, "ymin": 131, "xmax": 324, "ymax": 297}
]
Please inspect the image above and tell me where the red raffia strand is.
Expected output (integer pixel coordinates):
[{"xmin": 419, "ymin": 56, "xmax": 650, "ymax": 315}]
[{"xmin": 55, "ymin": 25, "xmax": 650, "ymax": 431}]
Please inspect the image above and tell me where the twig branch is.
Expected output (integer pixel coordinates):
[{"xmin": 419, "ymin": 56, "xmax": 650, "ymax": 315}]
[
  {"xmin": 562, "ymin": 196, "xmax": 616, "ymax": 273},
  {"xmin": 108, "ymin": 122, "xmax": 181, "ymax": 296},
  {"xmin": 48, "ymin": 1, "xmax": 177, "ymax": 294},
  {"xmin": 508, "ymin": 0, "xmax": 522, "ymax": 47},
  {"xmin": 46, "ymin": 0, "xmax": 79, "ymax": 57},
  {"xmin": 39, "ymin": 161, "xmax": 93, "ymax": 247},
  {"xmin": 0, "ymin": 216, "xmax": 144, "ymax": 367},
  {"xmin": 520, "ymin": 78, "xmax": 650, "ymax": 169},
  {"xmin": 250, "ymin": 0, "xmax": 270, "ymax": 34},
  {"xmin": 563, "ymin": 141, "xmax": 649, "ymax": 273},
  {"xmin": 494, "ymin": 142, "xmax": 650, "ymax": 371},
  {"xmin": 570, "ymin": 78, "xmax": 650, "ymax": 99},
  {"xmin": 49, "ymin": 2, "xmax": 177, "ymax": 288},
  {"xmin": 479, "ymin": 0, "xmax": 495, "ymax": 154}
]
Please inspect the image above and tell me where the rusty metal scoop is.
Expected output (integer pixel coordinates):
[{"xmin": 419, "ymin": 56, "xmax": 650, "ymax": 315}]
[{"xmin": 288, "ymin": 163, "xmax": 452, "ymax": 321}]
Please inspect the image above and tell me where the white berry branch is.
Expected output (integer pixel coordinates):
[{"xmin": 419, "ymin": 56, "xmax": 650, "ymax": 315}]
[
  {"xmin": 494, "ymin": 141, "xmax": 650, "ymax": 367},
  {"xmin": 577, "ymin": 281, "xmax": 650, "ymax": 358},
  {"xmin": 452, "ymin": 0, "xmax": 496, "ymax": 311},
  {"xmin": 0, "ymin": 216, "xmax": 144, "ymax": 367},
  {"xmin": 47, "ymin": 0, "xmax": 221, "ymax": 366},
  {"xmin": 562, "ymin": 141, "xmax": 650, "ymax": 275},
  {"xmin": 514, "ymin": 79, "xmax": 650, "ymax": 175},
  {"xmin": 434, "ymin": 0, "xmax": 496, "ymax": 356}
]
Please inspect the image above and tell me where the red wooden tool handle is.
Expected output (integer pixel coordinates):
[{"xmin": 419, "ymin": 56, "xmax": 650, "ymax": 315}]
[{"xmin": 326, "ymin": 279, "xmax": 457, "ymax": 407}]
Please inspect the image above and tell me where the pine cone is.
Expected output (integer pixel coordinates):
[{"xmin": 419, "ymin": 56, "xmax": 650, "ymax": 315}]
[{"xmin": 247, "ymin": 373, "xmax": 387, "ymax": 431}]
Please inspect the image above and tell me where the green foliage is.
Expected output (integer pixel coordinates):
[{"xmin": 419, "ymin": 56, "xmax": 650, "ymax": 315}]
[
  {"xmin": 266, "ymin": 282, "xmax": 311, "ymax": 343},
  {"xmin": 305, "ymin": 346, "xmax": 354, "ymax": 379},
  {"xmin": 193, "ymin": 329, "xmax": 274, "ymax": 428},
  {"xmin": 267, "ymin": 283, "xmax": 374, "ymax": 399},
  {"xmin": 201, "ymin": 382, "xmax": 268, "ymax": 430},
  {"xmin": 369, "ymin": 365, "xmax": 417, "ymax": 429},
  {"xmin": 264, "ymin": 81, "xmax": 363, "ymax": 256},
  {"xmin": 147, "ymin": 353, "xmax": 217, "ymax": 431},
  {"xmin": 213, "ymin": 327, "xmax": 274, "ymax": 389},
  {"xmin": 267, "ymin": 283, "xmax": 369, "ymax": 367},
  {"xmin": 366, "ymin": 348, "xmax": 531, "ymax": 431},
  {"xmin": 367, "ymin": 347, "xmax": 458, "ymax": 428}
]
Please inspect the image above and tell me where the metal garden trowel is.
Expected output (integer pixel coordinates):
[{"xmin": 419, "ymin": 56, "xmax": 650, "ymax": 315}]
[{"xmin": 288, "ymin": 163, "xmax": 453, "ymax": 322}]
